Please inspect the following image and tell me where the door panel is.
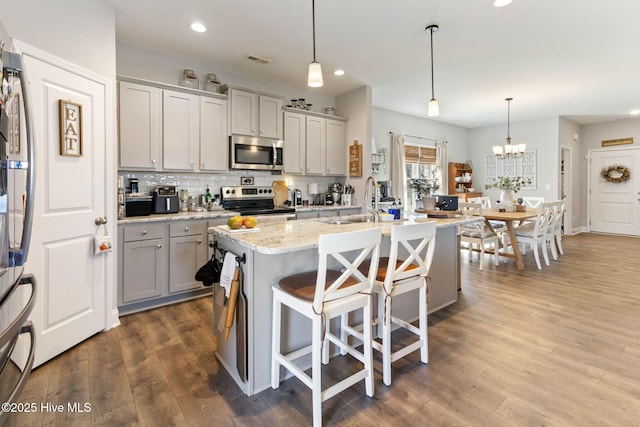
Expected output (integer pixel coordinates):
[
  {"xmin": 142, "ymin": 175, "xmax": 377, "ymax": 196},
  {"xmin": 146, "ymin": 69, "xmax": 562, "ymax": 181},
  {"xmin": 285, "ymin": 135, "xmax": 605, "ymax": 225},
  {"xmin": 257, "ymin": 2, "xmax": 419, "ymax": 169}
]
[
  {"xmin": 22, "ymin": 51, "xmax": 110, "ymax": 367},
  {"xmin": 589, "ymin": 148, "xmax": 640, "ymax": 236}
]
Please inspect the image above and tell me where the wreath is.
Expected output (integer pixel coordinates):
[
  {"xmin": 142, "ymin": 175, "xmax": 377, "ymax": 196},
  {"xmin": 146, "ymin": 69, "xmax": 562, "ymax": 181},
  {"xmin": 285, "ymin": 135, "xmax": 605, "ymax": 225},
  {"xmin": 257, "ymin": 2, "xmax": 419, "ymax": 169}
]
[{"xmin": 600, "ymin": 164, "xmax": 631, "ymax": 183}]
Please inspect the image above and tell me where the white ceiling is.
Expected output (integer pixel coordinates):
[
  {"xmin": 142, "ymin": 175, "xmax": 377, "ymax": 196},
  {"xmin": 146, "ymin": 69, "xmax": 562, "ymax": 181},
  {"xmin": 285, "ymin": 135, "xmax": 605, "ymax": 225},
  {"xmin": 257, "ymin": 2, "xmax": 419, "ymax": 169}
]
[{"xmin": 105, "ymin": 0, "xmax": 640, "ymax": 128}]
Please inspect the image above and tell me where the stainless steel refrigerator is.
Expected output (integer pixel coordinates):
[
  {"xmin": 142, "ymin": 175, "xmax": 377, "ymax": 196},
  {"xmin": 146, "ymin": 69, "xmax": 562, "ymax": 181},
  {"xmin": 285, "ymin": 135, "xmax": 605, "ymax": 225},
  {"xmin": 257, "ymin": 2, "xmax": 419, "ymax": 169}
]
[{"xmin": 0, "ymin": 44, "xmax": 37, "ymax": 424}]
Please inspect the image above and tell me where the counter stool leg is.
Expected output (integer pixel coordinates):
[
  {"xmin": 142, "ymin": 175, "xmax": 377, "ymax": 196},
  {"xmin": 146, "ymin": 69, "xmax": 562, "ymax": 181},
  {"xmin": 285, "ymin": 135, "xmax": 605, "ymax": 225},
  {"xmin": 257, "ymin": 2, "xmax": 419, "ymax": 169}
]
[
  {"xmin": 271, "ymin": 295, "xmax": 282, "ymax": 389},
  {"xmin": 382, "ymin": 297, "xmax": 392, "ymax": 386},
  {"xmin": 419, "ymin": 282, "xmax": 428, "ymax": 364},
  {"xmin": 312, "ymin": 314, "xmax": 323, "ymax": 427}
]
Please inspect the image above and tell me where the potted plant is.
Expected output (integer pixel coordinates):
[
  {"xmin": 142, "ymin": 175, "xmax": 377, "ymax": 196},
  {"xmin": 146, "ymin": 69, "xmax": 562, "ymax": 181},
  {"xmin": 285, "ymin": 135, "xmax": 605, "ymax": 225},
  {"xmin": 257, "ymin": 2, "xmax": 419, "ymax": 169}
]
[
  {"xmin": 409, "ymin": 178, "xmax": 439, "ymax": 209},
  {"xmin": 484, "ymin": 176, "xmax": 531, "ymax": 204}
]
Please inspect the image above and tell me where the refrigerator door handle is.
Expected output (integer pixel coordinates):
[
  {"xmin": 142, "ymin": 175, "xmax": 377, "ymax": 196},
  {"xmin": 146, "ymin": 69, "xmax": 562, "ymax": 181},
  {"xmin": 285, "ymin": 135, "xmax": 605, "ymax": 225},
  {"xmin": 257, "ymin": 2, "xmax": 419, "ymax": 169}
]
[{"xmin": 7, "ymin": 53, "xmax": 35, "ymax": 268}]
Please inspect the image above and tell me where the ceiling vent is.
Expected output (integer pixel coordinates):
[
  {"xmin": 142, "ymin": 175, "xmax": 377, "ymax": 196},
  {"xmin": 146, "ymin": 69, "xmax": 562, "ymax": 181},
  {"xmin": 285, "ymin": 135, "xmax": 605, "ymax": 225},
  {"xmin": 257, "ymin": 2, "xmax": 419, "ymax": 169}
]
[{"xmin": 247, "ymin": 55, "xmax": 271, "ymax": 64}]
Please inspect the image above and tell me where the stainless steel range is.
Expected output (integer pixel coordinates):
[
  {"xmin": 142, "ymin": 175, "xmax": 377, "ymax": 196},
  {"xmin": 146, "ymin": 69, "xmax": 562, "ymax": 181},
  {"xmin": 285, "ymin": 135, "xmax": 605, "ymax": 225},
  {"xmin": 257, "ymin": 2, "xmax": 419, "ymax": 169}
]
[{"xmin": 220, "ymin": 186, "xmax": 296, "ymax": 219}]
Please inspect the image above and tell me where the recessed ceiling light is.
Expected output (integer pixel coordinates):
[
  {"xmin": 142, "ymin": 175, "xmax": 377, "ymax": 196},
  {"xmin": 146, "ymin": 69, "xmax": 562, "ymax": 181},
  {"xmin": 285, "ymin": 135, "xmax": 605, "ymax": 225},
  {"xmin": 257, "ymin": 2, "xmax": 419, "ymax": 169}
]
[
  {"xmin": 334, "ymin": 69, "xmax": 345, "ymax": 76},
  {"xmin": 494, "ymin": 0, "xmax": 512, "ymax": 7},
  {"xmin": 630, "ymin": 109, "xmax": 640, "ymax": 115},
  {"xmin": 190, "ymin": 22, "xmax": 207, "ymax": 33}
]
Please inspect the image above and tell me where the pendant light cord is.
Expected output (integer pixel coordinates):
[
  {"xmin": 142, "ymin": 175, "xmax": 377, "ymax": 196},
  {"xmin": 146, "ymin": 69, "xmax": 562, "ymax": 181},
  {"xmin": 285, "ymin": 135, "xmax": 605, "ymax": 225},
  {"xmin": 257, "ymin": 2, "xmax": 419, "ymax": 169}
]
[
  {"xmin": 430, "ymin": 28, "xmax": 435, "ymax": 99},
  {"xmin": 506, "ymin": 97, "xmax": 512, "ymax": 144},
  {"xmin": 312, "ymin": 0, "xmax": 317, "ymax": 62}
]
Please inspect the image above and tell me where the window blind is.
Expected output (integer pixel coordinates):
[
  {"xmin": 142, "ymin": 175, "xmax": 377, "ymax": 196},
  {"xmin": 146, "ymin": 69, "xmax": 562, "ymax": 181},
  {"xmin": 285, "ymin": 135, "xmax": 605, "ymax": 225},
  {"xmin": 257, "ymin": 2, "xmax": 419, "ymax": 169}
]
[{"xmin": 405, "ymin": 145, "xmax": 436, "ymax": 165}]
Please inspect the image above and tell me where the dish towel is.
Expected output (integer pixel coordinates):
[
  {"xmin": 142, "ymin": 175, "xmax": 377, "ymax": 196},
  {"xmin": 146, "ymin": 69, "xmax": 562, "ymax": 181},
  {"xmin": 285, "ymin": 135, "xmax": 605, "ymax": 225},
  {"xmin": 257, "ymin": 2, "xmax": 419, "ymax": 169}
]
[{"xmin": 219, "ymin": 251, "xmax": 237, "ymax": 299}]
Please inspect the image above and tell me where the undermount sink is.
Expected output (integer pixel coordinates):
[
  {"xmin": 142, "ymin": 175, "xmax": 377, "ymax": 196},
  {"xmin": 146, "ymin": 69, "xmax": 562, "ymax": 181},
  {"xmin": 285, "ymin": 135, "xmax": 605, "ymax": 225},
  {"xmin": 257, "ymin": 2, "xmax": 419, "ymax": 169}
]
[{"xmin": 315, "ymin": 215, "xmax": 375, "ymax": 225}]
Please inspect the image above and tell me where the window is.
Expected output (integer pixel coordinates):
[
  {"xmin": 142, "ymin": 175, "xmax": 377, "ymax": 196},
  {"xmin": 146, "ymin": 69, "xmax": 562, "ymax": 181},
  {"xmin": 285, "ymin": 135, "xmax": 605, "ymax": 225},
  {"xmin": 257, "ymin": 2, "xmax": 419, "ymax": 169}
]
[{"xmin": 405, "ymin": 144, "xmax": 437, "ymax": 212}]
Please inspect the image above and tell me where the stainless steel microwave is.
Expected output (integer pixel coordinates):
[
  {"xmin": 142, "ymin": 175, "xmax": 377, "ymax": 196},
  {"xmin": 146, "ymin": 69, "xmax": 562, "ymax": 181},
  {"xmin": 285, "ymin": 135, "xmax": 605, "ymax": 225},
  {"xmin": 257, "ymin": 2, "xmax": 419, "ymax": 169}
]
[{"xmin": 230, "ymin": 135, "xmax": 284, "ymax": 171}]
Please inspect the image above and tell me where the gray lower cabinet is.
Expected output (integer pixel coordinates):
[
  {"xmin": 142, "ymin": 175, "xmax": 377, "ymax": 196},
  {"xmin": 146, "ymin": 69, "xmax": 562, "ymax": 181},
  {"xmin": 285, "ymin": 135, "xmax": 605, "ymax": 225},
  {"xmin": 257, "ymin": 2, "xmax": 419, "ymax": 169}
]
[
  {"xmin": 338, "ymin": 207, "xmax": 363, "ymax": 216},
  {"xmin": 295, "ymin": 211, "xmax": 319, "ymax": 219},
  {"xmin": 169, "ymin": 221, "xmax": 208, "ymax": 293},
  {"xmin": 121, "ymin": 223, "xmax": 168, "ymax": 304},
  {"xmin": 318, "ymin": 209, "xmax": 340, "ymax": 218},
  {"xmin": 118, "ymin": 219, "xmax": 210, "ymax": 313},
  {"xmin": 296, "ymin": 207, "xmax": 362, "ymax": 220}
]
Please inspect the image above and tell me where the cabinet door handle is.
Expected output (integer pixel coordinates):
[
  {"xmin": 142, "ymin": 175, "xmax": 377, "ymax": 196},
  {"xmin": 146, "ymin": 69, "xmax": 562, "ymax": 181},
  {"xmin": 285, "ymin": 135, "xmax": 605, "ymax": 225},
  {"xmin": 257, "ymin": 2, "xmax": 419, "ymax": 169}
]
[
  {"xmin": 142, "ymin": 230, "xmax": 147, "ymax": 235},
  {"xmin": 157, "ymin": 244, "xmax": 162, "ymax": 249},
  {"xmin": 197, "ymin": 240, "xmax": 202, "ymax": 244},
  {"xmin": 152, "ymin": 159, "xmax": 156, "ymax": 165},
  {"xmin": 184, "ymin": 227, "xmax": 189, "ymax": 232}
]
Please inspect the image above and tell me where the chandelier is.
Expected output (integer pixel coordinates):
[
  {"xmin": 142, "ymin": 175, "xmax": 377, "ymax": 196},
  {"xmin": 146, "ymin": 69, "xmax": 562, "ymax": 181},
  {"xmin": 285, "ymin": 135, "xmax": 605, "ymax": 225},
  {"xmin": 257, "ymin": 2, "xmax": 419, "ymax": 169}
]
[{"xmin": 493, "ymin": 97, "xmax": 525, "ymax": 158}]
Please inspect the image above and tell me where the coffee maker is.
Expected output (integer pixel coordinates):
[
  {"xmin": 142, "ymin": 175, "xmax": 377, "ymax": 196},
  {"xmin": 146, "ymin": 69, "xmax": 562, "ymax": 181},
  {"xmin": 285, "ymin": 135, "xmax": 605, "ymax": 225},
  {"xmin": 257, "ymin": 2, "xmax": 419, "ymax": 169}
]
[{"xmin": 293, "ymin": 189, "xmax": 302, "ymax": 206}]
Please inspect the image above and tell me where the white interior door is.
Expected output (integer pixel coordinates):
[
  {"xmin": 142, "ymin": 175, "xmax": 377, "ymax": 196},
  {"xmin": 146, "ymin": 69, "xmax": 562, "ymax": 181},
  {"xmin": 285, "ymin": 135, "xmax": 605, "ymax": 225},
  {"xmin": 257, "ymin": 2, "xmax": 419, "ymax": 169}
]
[
  {"xmin": 589, "ymin": 147, "xmax": 640, "ymax": 236},
  {"xmin": 20, "ymin": 46, "xmax": 113, "ymax": 366}
]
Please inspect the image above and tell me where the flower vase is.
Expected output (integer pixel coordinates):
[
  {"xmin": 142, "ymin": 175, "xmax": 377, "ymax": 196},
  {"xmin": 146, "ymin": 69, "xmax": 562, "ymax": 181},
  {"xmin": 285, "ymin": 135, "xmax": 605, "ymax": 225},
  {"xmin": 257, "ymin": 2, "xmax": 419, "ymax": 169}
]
[{"xmin": 500, "ymin": 190, "xmax": 514, "ymax": 205}]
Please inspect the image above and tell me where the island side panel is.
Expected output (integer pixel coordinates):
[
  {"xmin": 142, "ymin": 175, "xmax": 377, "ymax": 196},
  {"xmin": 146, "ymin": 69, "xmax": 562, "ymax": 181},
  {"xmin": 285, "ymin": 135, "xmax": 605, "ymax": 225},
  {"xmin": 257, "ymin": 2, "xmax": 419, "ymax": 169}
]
[
  {"xmin": 213, "ymin": 222, "xmax": 460, "ymax": 396},
  {"xmin": 214, "ymin": 233, "xmax": 320, "ymax": 396},
  {"xmin": 212, "ymin": 236, "xmax": 253, "ymax": 395},
  {"xmin": 377, "ymin": 225, "xmax": 459, "ymax": 320}
]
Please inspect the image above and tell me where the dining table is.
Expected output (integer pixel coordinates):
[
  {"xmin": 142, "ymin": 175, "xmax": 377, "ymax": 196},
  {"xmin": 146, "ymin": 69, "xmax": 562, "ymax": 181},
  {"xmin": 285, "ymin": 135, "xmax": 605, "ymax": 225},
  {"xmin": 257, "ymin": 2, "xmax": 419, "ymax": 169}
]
[{"xmin": 480, "ymin": 208, "xmax": 538, "ymax": 270}]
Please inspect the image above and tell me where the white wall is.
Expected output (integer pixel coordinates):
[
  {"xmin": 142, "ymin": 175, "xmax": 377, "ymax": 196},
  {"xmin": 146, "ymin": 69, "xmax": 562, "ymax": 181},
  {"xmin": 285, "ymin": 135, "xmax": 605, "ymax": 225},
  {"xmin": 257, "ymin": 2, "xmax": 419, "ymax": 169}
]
[
  {"xmin": 116, "ymin": 43, "xmax": 336, "ymax": 118},
  {"xmin": 579, "ymin": 117, "xmax": 640, "ymax": 231},
  {"xmin": 558, "ymin": 117, "xmax": 582, "ymax": 232},
  {"xmin": 338, "ymin": 86, "xmax": 372, "ymax": 205},
  {"xmin": 0, "ymin": 0, "xmax": 115, "ymax": 78},
  {"xmin": 581, "ymin": 118, "xmax": 640, "ymax": 151},
  {"xmin": 469, "ymin": 116, "xmax": 559, "ymax": 205},
  {"xmin": 372, "ymin": 107, "xmax": 470, "ymax": 193}
]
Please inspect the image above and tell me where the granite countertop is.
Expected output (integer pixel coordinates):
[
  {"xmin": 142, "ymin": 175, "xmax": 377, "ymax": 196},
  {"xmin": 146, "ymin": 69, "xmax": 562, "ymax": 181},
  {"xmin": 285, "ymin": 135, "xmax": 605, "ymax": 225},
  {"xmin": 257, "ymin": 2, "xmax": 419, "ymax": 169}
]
[
  {"xmin": 210, "ymin": 214, "xmax": 475, "ymax": 255},
  {"xmin": 117, "ymin": 209, "xmax": 237, "ymax": 225},
  {"xmin": 117, "ymin": 204, "xmax": 361, "ymax": 225}
]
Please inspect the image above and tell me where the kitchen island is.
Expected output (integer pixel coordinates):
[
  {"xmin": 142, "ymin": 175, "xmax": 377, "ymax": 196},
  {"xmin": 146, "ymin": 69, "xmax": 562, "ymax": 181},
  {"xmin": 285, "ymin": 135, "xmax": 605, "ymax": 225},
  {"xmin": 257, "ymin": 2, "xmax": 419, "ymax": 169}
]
[{"xmin": 210, "ymin": 214, "xmax": 473, "ymax": 396}]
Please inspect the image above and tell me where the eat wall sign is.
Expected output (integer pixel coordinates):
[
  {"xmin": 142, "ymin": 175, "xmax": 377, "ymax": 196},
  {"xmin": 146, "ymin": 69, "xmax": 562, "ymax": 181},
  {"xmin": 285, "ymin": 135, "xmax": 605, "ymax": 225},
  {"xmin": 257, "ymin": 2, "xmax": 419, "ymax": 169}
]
[{"xmin": 59, "ymin": 99, "xmax": 83, "ymax": 157}]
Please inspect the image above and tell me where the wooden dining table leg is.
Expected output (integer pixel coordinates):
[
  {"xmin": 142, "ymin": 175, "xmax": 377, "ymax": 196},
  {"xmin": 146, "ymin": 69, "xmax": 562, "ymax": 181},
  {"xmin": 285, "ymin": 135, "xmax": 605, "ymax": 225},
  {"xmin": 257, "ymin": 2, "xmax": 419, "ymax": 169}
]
[
  {"xmin": 504, "ymin": 220, "xmax": 525, "ymax": 270},
  {"xmin": 483, "ymin": 218, "xmax": 503, "ymax": 248}
]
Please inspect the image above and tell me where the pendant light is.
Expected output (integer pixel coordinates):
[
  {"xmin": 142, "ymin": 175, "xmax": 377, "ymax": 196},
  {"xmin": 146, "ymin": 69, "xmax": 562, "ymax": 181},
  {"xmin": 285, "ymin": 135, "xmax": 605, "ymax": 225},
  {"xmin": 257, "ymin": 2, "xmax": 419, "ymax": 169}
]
[
  {"xmin": 426, "ymin": 24, "xmax": 439, "ymax": 117},
  {"xmin": 493, "ymin": 97, "xmax": 526, "ymax": 158},
  {"xmin": 308, "ymin": 0, "xmax": 323, "ymax": 87}
]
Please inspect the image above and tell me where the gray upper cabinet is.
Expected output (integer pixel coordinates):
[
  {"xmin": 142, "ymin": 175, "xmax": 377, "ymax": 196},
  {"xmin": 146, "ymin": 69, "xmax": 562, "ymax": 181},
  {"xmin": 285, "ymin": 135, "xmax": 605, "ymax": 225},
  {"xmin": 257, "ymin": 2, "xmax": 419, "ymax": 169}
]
[
  {"xmin": 325, "ymin": 119, "xmax": 347, "ymax": 175},
  {"xmin": 229, "ymin": 88, "xmax": 283, "ymax": 139},
  {"xmin": 163, "ymin": 90, "xmax": 199, "ymax": 171},
  {"xmin": 118, "ymin": 77, "xmax": 229, "ymax": 173},
  {"xmin": 200, "ymin": 96, "xmax": 229, "ymax": 171},
  {"xmin": 283, "ymin": 108, "xmax": 347, "ymax": 176},
  {"xmin": 283, "ymin": 111, "xmax": 306, "ymax": 174},
  {"xmin": 118, "ymin": 81, "xmax": 162, "ymax": 170}
]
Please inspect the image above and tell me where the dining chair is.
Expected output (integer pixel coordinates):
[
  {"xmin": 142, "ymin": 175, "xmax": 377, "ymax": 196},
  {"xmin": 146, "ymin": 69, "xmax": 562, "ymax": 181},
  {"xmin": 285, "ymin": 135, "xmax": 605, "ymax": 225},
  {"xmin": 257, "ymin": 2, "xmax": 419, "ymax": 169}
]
[
  {"xmin": 271, "ymin": 227, "xmax": 381, "ymax": 427},
  {"xmin": 342, "ymin": 221, "xmax": 436, "ymax": 386},
  {"xmin": 458, "ymin": 202, "xmax": 500, "ymax": 270},
  {"xmin": 522, "ymin": 196, "xmax": 545, "ymax": 208},
  {"xmin": 504, "ymin": 202, "xmax": 553, "ymax": 269},
  {"xmin": 468, "ymin": 196, "xmax": 506, "ymax": 244}
]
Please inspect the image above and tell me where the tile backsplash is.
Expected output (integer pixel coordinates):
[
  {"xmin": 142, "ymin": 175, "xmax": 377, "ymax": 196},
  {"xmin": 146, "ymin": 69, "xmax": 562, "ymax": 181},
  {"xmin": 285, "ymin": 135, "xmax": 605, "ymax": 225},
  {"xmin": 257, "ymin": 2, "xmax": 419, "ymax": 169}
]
[{"xmin": 119, "ymin": 169, "xmax": 346, "ymax": 203}]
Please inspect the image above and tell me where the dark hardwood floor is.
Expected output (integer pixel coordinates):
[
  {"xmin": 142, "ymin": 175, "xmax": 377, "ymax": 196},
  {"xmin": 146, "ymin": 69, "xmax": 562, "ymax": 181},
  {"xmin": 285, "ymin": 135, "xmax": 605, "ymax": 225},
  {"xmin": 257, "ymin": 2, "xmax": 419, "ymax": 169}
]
[{"xmin": 6, "ymin": 232, "xmax": 640, "ymax": 426}]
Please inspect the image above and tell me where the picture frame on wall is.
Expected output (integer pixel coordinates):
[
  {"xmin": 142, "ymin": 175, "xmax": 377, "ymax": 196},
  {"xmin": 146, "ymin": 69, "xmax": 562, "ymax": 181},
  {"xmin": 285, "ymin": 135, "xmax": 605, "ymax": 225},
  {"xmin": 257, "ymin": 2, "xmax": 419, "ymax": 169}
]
[{"xmin": 59, "ymin": 99, "xmax": 83, "ymax": 157}]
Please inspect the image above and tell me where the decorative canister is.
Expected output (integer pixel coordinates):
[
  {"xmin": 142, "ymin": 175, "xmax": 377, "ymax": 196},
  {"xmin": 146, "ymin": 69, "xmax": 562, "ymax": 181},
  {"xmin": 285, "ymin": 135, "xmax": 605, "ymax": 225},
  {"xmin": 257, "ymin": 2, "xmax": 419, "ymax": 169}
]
[
  {"xmin": 204, "ymin": 73, "xmax": 221, "ymax": 93},
  {"xmin": 325, "ymin": 106, "xmax": 336, "ymax": 115},
  {"xmin": 179, "ymin": 69, "xmax": 199, "ymax": 89}
]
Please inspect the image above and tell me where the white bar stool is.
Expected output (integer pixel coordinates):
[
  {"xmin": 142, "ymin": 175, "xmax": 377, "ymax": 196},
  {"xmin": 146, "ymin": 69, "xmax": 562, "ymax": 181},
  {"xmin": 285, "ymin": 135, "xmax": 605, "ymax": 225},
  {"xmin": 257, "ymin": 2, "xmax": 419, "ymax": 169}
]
[
  {"xmin": 343, "ymin": 221, "xmax": 436, "ymax": 386},
  {"xmin": 271, "ymin": 227, "xmax": 381, "ymax": 427}
]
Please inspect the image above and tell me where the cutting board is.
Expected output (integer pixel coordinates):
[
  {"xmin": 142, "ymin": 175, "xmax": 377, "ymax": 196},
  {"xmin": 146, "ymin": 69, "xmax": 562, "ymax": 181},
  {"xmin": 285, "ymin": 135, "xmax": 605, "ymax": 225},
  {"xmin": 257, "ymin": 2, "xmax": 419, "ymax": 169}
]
[
  {"xmin": 272, "ymin": 180, "xmax": 288, "ymax": 207},
  {"xmin": 415, "ymin": 209, "xmax": 461, "ymax": 218}
]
